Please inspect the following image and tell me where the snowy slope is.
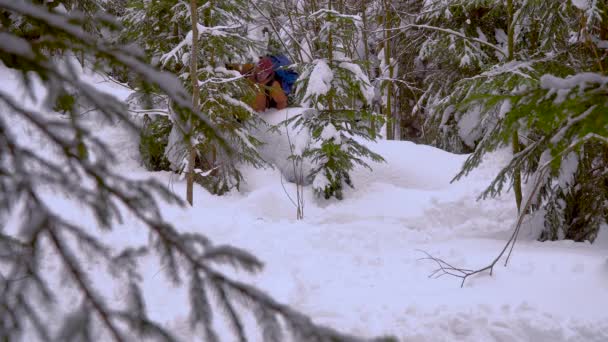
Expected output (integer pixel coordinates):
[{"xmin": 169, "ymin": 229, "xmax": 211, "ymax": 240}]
[
  {"xmin": 153, "ymin": 138, "xmax": 608, "ymax": 342},
  {"xmin": 117, "ymin": 105, "xmax": 608, "ymax": 341},
  {"xmin": 5, "ymin": 67, "xmax": 608, "ymax": 341}
]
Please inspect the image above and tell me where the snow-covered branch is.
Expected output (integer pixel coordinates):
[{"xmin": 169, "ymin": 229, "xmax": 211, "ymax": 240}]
[{"xmin": 378, "ymin": 23, "xmax": 506, "ymax": 57}]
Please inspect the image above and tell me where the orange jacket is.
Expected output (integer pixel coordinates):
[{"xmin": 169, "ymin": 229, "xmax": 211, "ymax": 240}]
[{"xmin": 251, "ymin": 80, "xmax": 287, "ymax": 112}]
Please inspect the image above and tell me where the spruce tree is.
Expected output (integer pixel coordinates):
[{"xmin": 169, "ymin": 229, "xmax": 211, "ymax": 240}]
[
  {"xmin": 285, "ymin": 2, "xmax": 384, "ymax": 200},
  {"xmin": 403, "ymin": 0, "xmax": 608, "ymax": 241},
  {"xmin": 124, "ymin": 0, "xmax": 267, "ymax": 195}
]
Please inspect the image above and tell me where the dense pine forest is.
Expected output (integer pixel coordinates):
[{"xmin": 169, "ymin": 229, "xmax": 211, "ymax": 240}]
[{"xmin": 1, "ymin": 0, "xmax": 607, "ymax": 341}]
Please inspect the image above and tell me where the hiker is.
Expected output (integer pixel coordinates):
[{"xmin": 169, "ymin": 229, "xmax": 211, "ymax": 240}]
[{"xmin": 249, "ymin": 56, "xmax": 287, "ymax": 112}]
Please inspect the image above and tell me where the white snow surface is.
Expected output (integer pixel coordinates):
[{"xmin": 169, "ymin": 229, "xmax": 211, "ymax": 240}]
[
  {"xmin": 541, "ymin": 72, "xmax": 608, "ymax": 91},
  {"xmin": 5, "ymin": 68, "xmax": 608, "ymax": 341},
  {"xmin": 457, "ymin": 105, "xmax": 483, "ymax": 148},
  {"xmin": 571, "ymin": 0, "xmax": 590, "ymax": 10}
]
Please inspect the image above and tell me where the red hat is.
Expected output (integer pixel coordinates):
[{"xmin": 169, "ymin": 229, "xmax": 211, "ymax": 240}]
[{"xmin": 255, "ymin": 57, "xmax": 274, "ymax": 83}]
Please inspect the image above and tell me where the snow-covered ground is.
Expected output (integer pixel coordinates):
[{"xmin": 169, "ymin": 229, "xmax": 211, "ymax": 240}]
[{"xmin": 5, "ymin": 65, "xmax": 608, "ymax": 341}]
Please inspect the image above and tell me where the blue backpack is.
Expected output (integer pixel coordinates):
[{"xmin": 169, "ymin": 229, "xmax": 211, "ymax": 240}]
[{"xmin": 268, "ymin": 55, "xmax": 299, "ymax": 95}]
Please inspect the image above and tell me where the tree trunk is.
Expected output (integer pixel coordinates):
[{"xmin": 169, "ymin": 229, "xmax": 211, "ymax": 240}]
[
  {"xmin": 507, "ymin": 0, "xmax": 522, "ymax": 212},
  {"xmin": 186, "ymin": 0, "xmax": 200, "ymax": 206},
  {"xmin": 327, "ymin": 0, "xmax": 334, "ymax": 112},
  {"xmin": 383, "ymin": 0, "xmax": 394, "ymax": 140},
  {"xmin": 602, "ymin": 13, "xmax": 608, "ymax": 74},
  {"xmin": 360, "ymin": 0, "xmax": 371, "ymax": 78}
]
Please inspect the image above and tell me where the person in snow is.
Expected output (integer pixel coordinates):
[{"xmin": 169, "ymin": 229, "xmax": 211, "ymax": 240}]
[{"xmin": 247, "ymin": 57, "xmax": 287, "ymax": 112}]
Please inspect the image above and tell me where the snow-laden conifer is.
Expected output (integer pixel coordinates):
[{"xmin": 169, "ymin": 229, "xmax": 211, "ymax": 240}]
[
  {"xmin": 285, "ymin": 3, "xmax": 384, "ymax": 200},
  {"xmin": 403, "ymin": 0, "xmax": 608, "ymax": 242},
  {"xmin": 124, "ymin": 0, "xmax": 268, "ymax": 195}
]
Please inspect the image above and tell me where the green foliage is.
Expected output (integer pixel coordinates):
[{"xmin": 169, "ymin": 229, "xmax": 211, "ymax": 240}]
[
  {"xmin": 541, "ymin": 143, "xmax": 608, "ymax": 242},
  {"xmin": 53, "ymin": 92, "xmax": 77, "ymax": 113},
  {"xmin": 308, "ymin": 8, "xmax": 361, "ymax": 60},
  {"xmin": 400, "ymin": 1, "xmax": 510, "ymax": 151},
  {"xmin": 5, "ymin": 0, "xmax": 107, "ymax": 37},
  {"xmin": 139, "ymin": 114, "xmax": 172, "ymax": 171},
  {"xmin": 405, "ymin": 0, "xmax": 608, "ymax": 241},
  {"xmin": 287, "ymin": 5, "xmax": 384, "ymax": 200},
  {"xmin": 453, "ymin": 67, "xmax": 608, "ymax": 241},
  {"xmin": 1, "ymin": 0, "xmax": 118, "ymax": 74},
  {"xmin": 123, "ymin": 0, "xmax": 267, "ymax": 195},
  {"xmin": 123, "ymin": 0, "xmax": 189, "ymax": 70},
  {"xmin": 286, "ymin": 109, "xmax": 384, "ymax": 200},
  {"xmin": 124, "ymin": 0, "xmax": 258, "ymax": 71},
  {"xmin": 184, "ymin": 66, "xmax": 267, "ymax": 194}
]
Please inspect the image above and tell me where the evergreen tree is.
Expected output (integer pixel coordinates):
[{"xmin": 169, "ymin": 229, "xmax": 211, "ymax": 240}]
[
  {"xmin": 286, "ymin": 2, "xmax": 384, "ymax": 200},
  {"xmin": 450, "ymin": 0, "xmax": 608, "ymax": 242},
  {"xmin": 403, "ymin": 0, "xmax": 608, "ymax": 241},
  {"xmin": 401, "ymin": 0, "xmax": 508, "ymax": 152},
  {"xmin": 124, "ymin": 0, "xmax": 267, "ymax": 195}
]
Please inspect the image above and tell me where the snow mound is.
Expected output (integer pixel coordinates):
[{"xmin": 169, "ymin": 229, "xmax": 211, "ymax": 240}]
[
  {"xmin": 350, "ymin": 139, "xmax": 466, "ymax": 190},
  {"xmin": 251, "ymin": 108, "xmax": 313, "ymax": 184},
  {"xmin": 253, "ymin": 107, "xmax": 468, "ymax": 191}
]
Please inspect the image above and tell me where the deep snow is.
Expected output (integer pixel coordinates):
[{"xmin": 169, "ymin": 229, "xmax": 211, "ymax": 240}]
[{"xmin": 4, "ymin": 64, "xmax": 608, "ymax": 341}]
